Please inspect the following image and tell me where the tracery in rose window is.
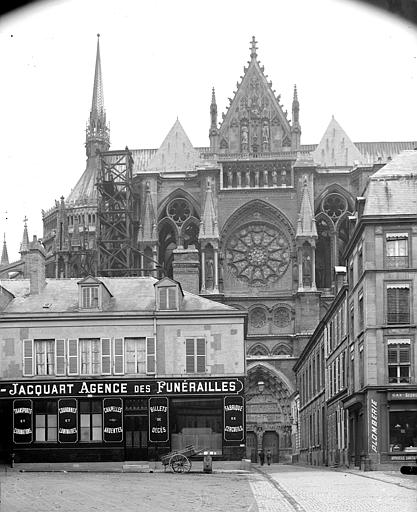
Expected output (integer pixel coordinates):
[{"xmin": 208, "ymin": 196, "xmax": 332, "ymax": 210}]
[{"xmin": 225, "ymin": 223, "xmax": 290, "ymax": 286}]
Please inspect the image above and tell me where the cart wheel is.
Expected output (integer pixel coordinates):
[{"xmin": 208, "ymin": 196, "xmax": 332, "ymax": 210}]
[{"xmin": 170, "ymin": 454, "xmax": 192, "ymax": 473}]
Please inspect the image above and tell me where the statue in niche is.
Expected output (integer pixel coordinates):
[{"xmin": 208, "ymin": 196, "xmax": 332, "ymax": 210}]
[
  {"xmin": 241, "ymin": 125, "xmax": 248, "ymax": 150},
  {"xmin": 272, "ymin": 170, "xmax": 278, "ymax": 186},
  {"xmin": 302, "ymin": 247, "xmax": 312, "ymax": 287},
  {"xmin": 262, "ymin": 122, "xmax": 269, "ymax": 143},
  {"xmin": 205, "ymin": 257, "xmax": 214, "ymax": 290}
]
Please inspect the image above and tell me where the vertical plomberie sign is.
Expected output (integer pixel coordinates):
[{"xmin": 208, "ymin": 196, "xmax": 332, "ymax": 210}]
[{"xmin": 149, "ymin": 396, "xmax": 169, "ymax": 442}]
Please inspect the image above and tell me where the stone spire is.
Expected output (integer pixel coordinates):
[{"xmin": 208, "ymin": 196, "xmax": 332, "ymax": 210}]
[
  {"xmin": 1, "ymin": 233, "xmax": 9, "ymax": 266},
  {"xmin": 209, "ymin": 87, "xmax": 219, "ymax": 151},
  {"xmin": 86, "ymin": 34, "xmax": 110, "ymax": 157},
  {"xmin": 199, "ymin": 179, "xmax": 219, "ymax": 242},
  {"xmin": 138, "ymin": 182, "xmax": 158, "ymax": 245},
  {"xmin": 291, "ymin": 85, "xmax": 301, "ymax": 150},
  {"xmin": 250, "ymin": 35, "xmax": 258, "ymax": 60},
  {"xmin": 20, "ymin": 216, "xmax": 29, "ymax": 254},
  {"xmin": 296, "ymin": 177, "xmax": 317, "ymax": 239}
]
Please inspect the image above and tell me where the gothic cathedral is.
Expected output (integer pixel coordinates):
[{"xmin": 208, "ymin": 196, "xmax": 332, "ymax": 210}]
[{"xmin": 25, "ymin": 36, "xmax": 416, "ymax": 461}]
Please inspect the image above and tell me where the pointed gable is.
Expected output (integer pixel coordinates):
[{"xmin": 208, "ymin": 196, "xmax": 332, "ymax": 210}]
[
  {"xmin": 147, "ymin": 119, "xmax": 202, "ymax": 172},
  {"xmin": 218, "ymin": 36, "xmax": 292, "ymax": 154},
  {"xmin": 312, "ymin": 116, "xmax": 363, "ymax": 167}
]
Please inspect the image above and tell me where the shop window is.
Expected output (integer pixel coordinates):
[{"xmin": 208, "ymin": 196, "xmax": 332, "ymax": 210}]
[
  {"xmin": 79, "ymin": 339, "xmax": 100, "ymax": 375},
  {"xmin": 170, "ymin": 398, "xmax": 222, "ymax": 454},
  {"xmin": 386, "ymin": 233, "xmax": 409, "ymax": 269},
  {"xmin": 35, "ymin": 401, "xmax": 57, "ymax": 442},
  {"xmin": 81, "ymin": 285, "xmax": 99, "ymax": 309},
  {"xmin": 79, "ymin": 400, "xmax": 102, "ymax": 442},
  {"xmin": 185, "ymin": 338, "xmax": 206, "ymax": 373},
  {"xmin": 386, "ymin": 284, "xmax": 410, "ymax": 324},
  {"xmin": 388, "ymin": 340, "xmax": 411, "ymax": 384},
  {"xmin": 389, "ymin": 410, "xmax": 417, "ymax": 452},
  {"xmin": 34, "ymin": 340, "xmax": 55, "ymax": 376}
]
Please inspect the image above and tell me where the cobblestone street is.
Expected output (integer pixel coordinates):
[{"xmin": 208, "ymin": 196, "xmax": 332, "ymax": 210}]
[{"xmin": 0, "ymin": 464, "xmax": 416, "ymax": 512}]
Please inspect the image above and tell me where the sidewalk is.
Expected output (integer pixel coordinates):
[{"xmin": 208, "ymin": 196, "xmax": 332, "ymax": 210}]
[{"xmin": 1, "ymin": 459, "xmax": 251, "ymax": 474}]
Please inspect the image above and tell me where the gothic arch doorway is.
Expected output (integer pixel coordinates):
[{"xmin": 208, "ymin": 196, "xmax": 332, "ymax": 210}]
[
  {"xmin": 246, "ymin": 362, "xmax": 294, "ymax": 462},
  {"xmin": 246, "ymin": 431, "xmax": 258, "ymax": 463}
]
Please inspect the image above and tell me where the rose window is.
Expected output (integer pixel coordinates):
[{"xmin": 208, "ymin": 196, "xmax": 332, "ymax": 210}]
[
  {"xmin": 167, "ymin": 199, "xmax": 191, "ymax": 225},
  {"xmin": 273, "ymin": 307, "xmax": 291, "ymax": 327},
  {"xmin": 250, "ymin": 307, "xmax": 267, "ymax": 328},
  {"xmin": 226, "ymin": 223, "xmax": 290, "ymax": 286},
  {"xmin": 322, "ymin": 194, "xmax": 347, "ymax": 220}
]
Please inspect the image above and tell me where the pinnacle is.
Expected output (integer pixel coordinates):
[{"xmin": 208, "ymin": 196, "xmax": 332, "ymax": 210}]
[{"xmin": 250, "ymin": 36, "xmax": 258, "ymax": 59}]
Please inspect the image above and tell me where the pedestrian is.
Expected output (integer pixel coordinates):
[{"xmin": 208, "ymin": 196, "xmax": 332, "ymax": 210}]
[
  {"xmin": 259, "ymin": 449, "xmax": 265, "ymax": 466},
  {"xmin": 266, "ymin": 449, "xmax": 272, "ymax": 465}
]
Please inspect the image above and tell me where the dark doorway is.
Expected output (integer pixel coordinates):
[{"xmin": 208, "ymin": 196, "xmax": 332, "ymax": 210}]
[
  {"xmin": 125, "ymin": 415, "xmax": 148, "ymax": 460},
  {"xmin": 262, "ymin": 430, "xmax": 279, "ymax": 462}
]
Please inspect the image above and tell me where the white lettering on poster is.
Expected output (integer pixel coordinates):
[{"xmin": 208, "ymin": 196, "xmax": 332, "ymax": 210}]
[{"xmin": 370, "ymin": 399, "xmax": 378, "ymax": 453}]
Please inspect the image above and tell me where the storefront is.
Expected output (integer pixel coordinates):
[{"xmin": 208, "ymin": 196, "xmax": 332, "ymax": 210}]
[
  {"xmin": 382, "ymin": 390, "xmax": 417, "ymax": 467},
  {"xmin": 0, "ymin": 377, "xmax": 245, "ymax": 463}
]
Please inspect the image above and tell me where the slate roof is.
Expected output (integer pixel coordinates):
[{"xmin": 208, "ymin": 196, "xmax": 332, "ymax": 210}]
[
  {"xmin": 363, "ymin": 150, "xmax": 417, "ymax": 217},
  {"xmin": 0, "ymin": 277, "xmax": 237, "ymax": 314}
]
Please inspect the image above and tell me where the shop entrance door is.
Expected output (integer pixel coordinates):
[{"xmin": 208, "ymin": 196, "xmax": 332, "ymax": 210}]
[{"xmin": 125, "ymin": 415, "xmax": 148, "ymax": 460}]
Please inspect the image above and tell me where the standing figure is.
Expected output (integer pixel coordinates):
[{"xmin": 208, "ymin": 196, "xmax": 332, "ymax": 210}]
[
  {"xmin": 266, "ymin": 449, "xmax": 272, "ymax": 465},
  {"xmin": 259, "ymin": 449, "xmax": 265, "ymax": 466}
]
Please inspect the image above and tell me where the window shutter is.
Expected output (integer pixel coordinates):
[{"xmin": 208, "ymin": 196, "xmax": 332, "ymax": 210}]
[
  {"xmin": 399, "ymin": 346, "xmax": 410, "ymax": 364},
  {"xmin": 146, "ymin": 337, "xmax": 156, "ymax": 374},
  {"xmin": 398, "ymin": 288, "xmax": 410, "ymax": 323},
  {"xmin": 185, "ymin": 338, "xmax": 195, "ymax": 373},
  {"xmin": 22, "ymin": 339, "xmax": 34, "ymax": 376},
  {"xmin": 196, "ymin": 338, "xmax": 206, "ymax": 373},
  {"xmin": 159, "ymin": 288, "xmax": 167, "ymax": 310},
  {"xmin": 113, "ymin": 338, "xmax": 124, "ymax": 375},
  {"xmin": 67, "ymin": 339, "xmax": 79, "ymax": 375},
  {"xmin": 55, "ymin": 339, "xmax": 66, "ymax": 376},
  {"xmin": 168, "ymin": 288, "xmax": 176, "ymax": 309},
  {"xmin": 101, "ymin": 338, "xmax": 111, "ymax": 375}
]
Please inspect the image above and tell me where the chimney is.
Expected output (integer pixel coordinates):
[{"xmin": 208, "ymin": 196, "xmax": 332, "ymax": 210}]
[
  {"xmin": 172, "ymin": 245, "xmax": 200, "ymax": 295},
  {"xmin": 28, "ymin": 235, "xmax": 46, "ymax": 295}
]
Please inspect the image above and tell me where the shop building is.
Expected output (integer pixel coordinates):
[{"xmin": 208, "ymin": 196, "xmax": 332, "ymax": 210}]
[
  {"xmin": 0, "ymin": 240, "xmax": 246, "ymax": 463},
  {"xmin": 343, "ymin": 150, "xmax": 417, "ymax": 470}
]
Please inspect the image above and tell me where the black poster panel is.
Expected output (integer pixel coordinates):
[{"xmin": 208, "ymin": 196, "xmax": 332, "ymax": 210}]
[
  {"xmin": 103, "ymin": 398, "xmax": 123, "ymax": 443},
  {"xmin": 13, "ymin": 399, "xmax": 33, "ymax": 444},
  {"xmin": 58, "ymin": 398, "xmax": 78, "ymax": 443},
  {"xmin": 149, "ymin": 396, "xmax": 169, "ymax": 443},
  {"xmin": 224, "ymin": 395, "xmax": 245, "ymax": 442}
]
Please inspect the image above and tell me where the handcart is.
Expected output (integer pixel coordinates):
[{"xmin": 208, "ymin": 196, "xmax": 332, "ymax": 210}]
[{"xmin": 160, "ymin": 444, "xmax": 204, "ymax": 473}]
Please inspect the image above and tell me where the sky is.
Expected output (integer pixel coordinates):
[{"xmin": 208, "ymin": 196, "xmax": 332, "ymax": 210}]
[{"xmin": 0, "ymin": 0, "xmax": 416, "ymax": 263}]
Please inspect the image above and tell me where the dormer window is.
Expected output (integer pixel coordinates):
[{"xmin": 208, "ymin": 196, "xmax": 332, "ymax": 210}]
[
  {"xmin": 159, "ymin": 287, "xmax": 177, "ymax": 310},
  {"xmin": 77, "ymin": 275, "xmax": 112, "ymax": 311},
  {"xmin": 155, "ymin": 277, "xmax": 183, "ymax": 311},
  {"xmin": 82, "ymin": 286, "xmax": 99, "ymax": 309}
]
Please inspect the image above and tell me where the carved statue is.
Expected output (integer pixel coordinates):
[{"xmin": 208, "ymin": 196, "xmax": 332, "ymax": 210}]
[
  {"xmin": 262, "ymin": 122, "xmax": 269, "ymax": 143},
  {"xmin": 241, "ymin": 125, "xmax": 248, "ymax": 146}
]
